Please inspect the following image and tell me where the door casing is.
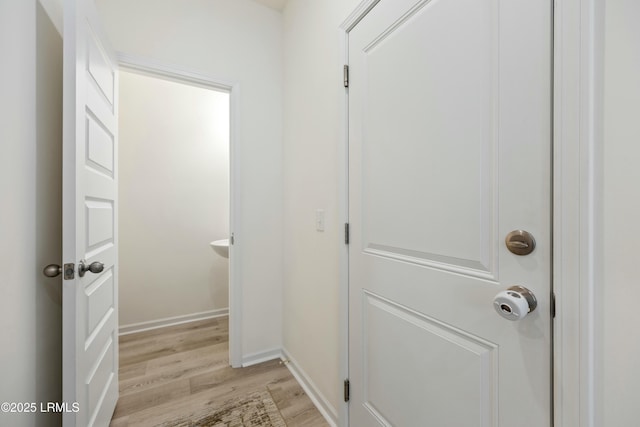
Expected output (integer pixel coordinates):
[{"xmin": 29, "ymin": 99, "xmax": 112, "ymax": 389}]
[
  {"xmin": 337, "ymin": 0, "xmax": 605, "ymax": 425},
  {"xmin": 116, "ymin": 53, "xmax": 244, "ymax": 368}
]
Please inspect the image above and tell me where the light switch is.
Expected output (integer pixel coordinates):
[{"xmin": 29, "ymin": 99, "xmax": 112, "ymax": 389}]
[{"xmin": 316, "ymin": 209, "xmax": 325, "ymax": 232}]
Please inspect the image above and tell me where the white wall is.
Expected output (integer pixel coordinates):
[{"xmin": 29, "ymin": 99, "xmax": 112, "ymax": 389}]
[
  {"xmin": 603, "ymin": 0, "xmax": 640, "ymax": 424},
  {"xmin": 96, "ymin": 0, "xmax": 283, "ymax": 356},
  {"xmin": 0, "ymin": 1, "xmax": 63, "ymax": 425},
  {"xmin": 282, "ymin": 0, "xmax": 359, "ymax": 418},
  {"xmin": 118, "ymin": 71, "xmax": 230, "ymax": 327}
]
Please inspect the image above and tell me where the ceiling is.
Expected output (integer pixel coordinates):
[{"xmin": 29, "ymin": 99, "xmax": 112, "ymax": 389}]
[{"xmin": 251, "ymin": 0, "xmax": 288, "ymax": 11}]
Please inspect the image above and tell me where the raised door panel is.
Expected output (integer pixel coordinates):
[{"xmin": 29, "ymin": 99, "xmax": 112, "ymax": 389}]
[
  {"xmin": 359, "ymin": 0, "xmax": 498, "ymax": 280},
  {"xmin": 362, "ymin": 292, "xmax": 497, "ymax": 426}
]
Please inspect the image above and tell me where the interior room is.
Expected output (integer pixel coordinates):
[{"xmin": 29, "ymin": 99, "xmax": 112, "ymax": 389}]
[
  {"xmin": 1, "ymin": 0, "xmax": 639, "ymax": 426},
  {"xmin": 117, "ymin": 70, "xmax": 231, "ymax": 333}
]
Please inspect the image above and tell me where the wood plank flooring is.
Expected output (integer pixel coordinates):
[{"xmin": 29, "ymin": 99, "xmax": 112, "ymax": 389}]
[{"xmin": 110, "ymin": 317, "xmax": 329, "ymax": 426}]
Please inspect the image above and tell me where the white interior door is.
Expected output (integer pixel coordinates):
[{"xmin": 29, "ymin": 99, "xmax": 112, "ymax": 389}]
[
  {"xmin": 348, "ymin": 0, "xmax": 552, "ymax": 425},
  {"xmin": 63, "ymin": 0, "xmax": 119, "ymax": 425}
]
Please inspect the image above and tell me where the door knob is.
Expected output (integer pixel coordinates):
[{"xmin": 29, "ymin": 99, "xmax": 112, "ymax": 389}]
[
  {"xmin": 43, "ymin": 264, "xmax": 62, "ymax": 278},
  {"xmin": 43, "ymin": 263, "xmax": 76, "ymax": 279},
  {"xmin": 493, "ymin": 285, "xmax": 537, "ymax": 321},
  {"xmin": 78, "ymin": 260, "xmax": 104, "ymax": 277}
]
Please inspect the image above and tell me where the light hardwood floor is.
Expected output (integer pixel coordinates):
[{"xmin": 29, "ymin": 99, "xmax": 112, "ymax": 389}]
[{"xmin": 110, "ymin": 317, "xmax": 329, "ymax": 426}]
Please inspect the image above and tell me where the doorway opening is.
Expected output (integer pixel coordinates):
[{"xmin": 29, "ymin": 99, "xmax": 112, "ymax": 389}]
[{"xmin": 116, "ymin": 58, "xmax": 241, "ymax": 367}]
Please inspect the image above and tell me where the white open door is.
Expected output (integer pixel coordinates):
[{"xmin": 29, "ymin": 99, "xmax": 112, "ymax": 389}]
[
  {"xmin": 63, "ymin": 0, "xmax": 119, "ymax": 425},
  {"xmin": 348, "ymin": 0, "xmax": 552, "ymax": 425}
]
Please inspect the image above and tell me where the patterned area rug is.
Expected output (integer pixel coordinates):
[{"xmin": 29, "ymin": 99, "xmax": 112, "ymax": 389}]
[{"xmin": 160, "ymin": 390, "xmax": 287, "ymax": 427}]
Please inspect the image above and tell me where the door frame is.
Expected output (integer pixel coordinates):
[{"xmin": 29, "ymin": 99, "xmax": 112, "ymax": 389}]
[
  {"xmin": 338, "ymin": 0, "xmax": 605, "ymax": 426},
  {"xmin": 116, "ymin": 53, "xmax": 244, "ymax": 368},
  {"xmin": 552, "ymin": 0, "xmax": 604, "ymax": 425}
]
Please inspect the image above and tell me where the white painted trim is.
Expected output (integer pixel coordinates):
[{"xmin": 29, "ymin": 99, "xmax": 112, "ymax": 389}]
[
  {"xmin": 337, "ymin": 3, "xmax": 394, "ymax": 426},
  {"xmin": 338, "ymin": 5, "xmax": 382, "ymax": 426},
  {"xmin": 228, "ymin": 80, "xmax": 243, "ymax": 369},
  {"xmin": 340, "ymin": 0, "xmax": 380, "ymax": 33},
  {"xmin": 117, "ymin": 53, "xmax": 237, "ymax": 92},
  {"xmin": 115, "ymin": 53, "xmax": 244, "ymax": 368},
  {"xmin": 281, "ymin": 349, "xmax": 338, "ymax": 427},
  {"xmin": 118, "ymin": 309, "xmax": 229, "ymax": 336},
  {"xmin": 240, "ymin": 348, "xmax": 282, "ymax": 367},
  {"xmin": 553, "ymin": 0, "xmax": 604, "ymax": 426}
]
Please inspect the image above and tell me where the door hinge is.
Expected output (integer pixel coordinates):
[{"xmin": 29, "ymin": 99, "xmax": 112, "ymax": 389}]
[
  {"xmin": 344, "ymin": 379, "xmax": 350, "ymax": 402},
  {"xmin": 343, "ymin": 64, "xmax": 349, "ymax": 88},
  {"xmin": 551, "ymin": 292, "xmax": 556, "ymax": 318},
  {"xmin": 344, "ymin": 223, "xmax": 350, "ymax": 245}
]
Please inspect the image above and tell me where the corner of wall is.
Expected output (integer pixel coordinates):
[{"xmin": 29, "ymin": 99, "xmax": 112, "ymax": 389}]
[{"xmin": 281, "ymin": 348, "xmax": 339, "ymax": 427}]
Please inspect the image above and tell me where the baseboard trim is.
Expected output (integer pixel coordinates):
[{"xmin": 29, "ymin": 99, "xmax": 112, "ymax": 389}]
[
  {"xmin": 118, "ymin": 308, "xmax": 229, "ymax": 336},
  {"xmin": 241, "ymin": 348, "xmax": 283, "ymax": 367},
  {"xmin": 281, "ymin": 348, "xmax": 338, "ymax": 427}
]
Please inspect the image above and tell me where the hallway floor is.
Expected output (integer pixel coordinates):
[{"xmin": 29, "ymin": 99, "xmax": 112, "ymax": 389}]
[{"xmin": 109, "ymin": 317, "xmax": 328, "ymax": 426}]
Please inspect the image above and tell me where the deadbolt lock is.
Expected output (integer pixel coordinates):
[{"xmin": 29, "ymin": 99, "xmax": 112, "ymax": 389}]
[{"xmin": 505, "ymin": 230, "xmax": 536, "ymax": 255}]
